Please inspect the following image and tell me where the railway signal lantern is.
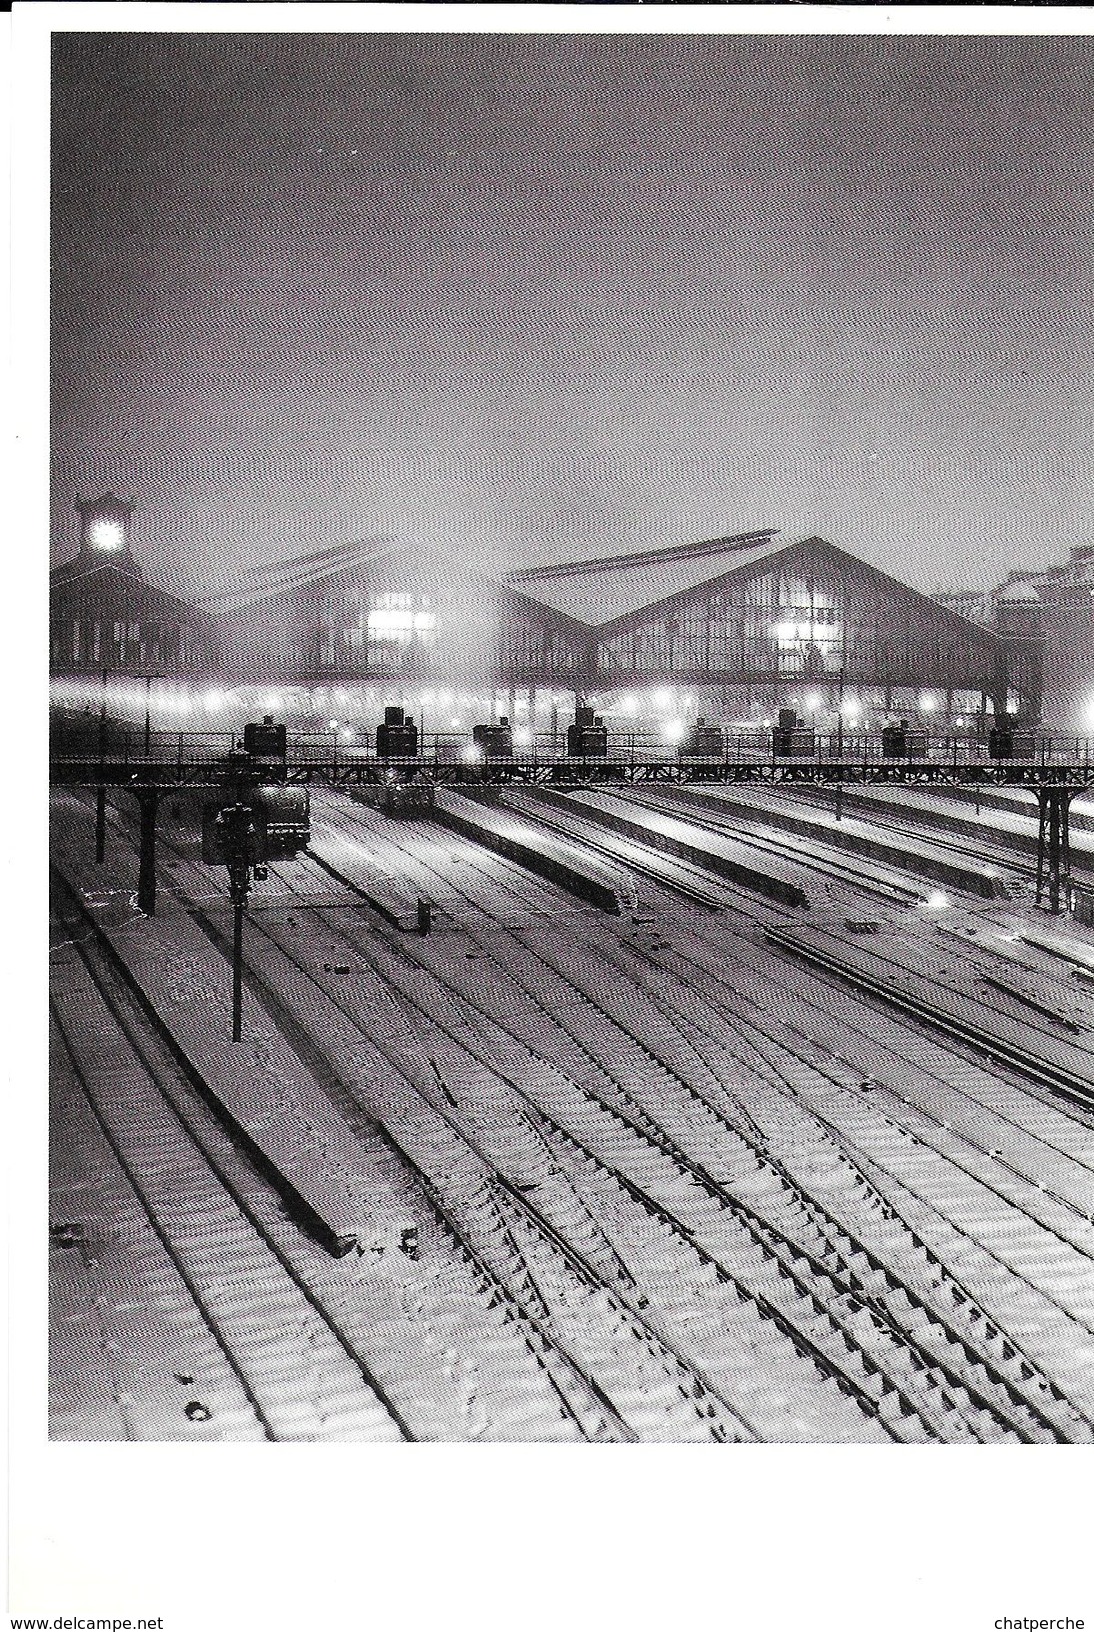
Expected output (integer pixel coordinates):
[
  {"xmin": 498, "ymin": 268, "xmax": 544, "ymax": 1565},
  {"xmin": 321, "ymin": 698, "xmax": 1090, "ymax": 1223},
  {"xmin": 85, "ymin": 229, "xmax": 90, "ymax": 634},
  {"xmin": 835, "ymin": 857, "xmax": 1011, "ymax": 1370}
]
[{"xmin": 216, "ymin": 802, "xmax": 264, "ymax": 906}]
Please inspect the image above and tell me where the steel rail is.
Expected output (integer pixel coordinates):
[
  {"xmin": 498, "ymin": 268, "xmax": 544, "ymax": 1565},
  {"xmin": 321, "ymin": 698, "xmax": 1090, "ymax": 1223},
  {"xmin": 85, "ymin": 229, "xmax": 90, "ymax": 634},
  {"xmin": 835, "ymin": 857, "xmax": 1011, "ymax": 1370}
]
[{"xmin": 765, "ymin": 927, "xmax": 1094, "ymax": 1109}]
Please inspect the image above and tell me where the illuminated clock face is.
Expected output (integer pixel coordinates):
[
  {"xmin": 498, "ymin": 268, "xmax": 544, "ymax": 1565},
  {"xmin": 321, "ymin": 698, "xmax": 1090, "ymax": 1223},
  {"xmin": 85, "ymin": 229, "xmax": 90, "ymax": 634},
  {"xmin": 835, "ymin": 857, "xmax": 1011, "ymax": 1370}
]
[{"xmin": 89, "ymin": 517, "xmax": 124, "ymax": 550}]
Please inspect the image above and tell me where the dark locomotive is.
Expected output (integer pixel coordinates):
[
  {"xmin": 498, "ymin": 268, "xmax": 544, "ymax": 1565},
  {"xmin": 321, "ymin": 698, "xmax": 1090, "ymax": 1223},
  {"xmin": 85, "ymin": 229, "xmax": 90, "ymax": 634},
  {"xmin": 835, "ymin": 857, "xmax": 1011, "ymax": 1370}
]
[
  {"xmin": 472, "ymin": 717, "xmax": 514, "ymax": 758},
  {"xmin": 567, "ymin": 704, "xmax": 608, "ymax": 758},
  {"xmin": 772, "ymin": 707, "xmax": 816, "ymax": 758},
  {"xmin": 376, "ymin": 705, "xmax": 419, "ymax": 758},
  {"xmin": 881, "ymin": 720, "xmax": 928, "ymax": 759},
  {"xmin": 679, "ymin": 717, "xmax": 725, "ymax": 758},
  {"xmin": 989, "ymin": 721, "xmax": 1037, "ymax": 760},
  {"xmin": 378, "ymin": 767, "xmax": 436, "ymax": 817}
]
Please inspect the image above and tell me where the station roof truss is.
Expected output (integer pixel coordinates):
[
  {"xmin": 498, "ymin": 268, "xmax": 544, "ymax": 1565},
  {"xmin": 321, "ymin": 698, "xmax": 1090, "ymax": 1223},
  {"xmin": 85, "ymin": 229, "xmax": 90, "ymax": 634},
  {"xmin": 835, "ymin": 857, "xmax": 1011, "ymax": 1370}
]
[
  {"xmin": 199, "ymin": 537, "xmax": 405, "ymax": 616},
  {"xmin": 50, "ymin": 558, "xmax": 209, "ymax": 625},
  {"xmin": 509, "ymin": 530, "xmax": 784, "ymax": 628},
  {"xmin": 512, "ymin": 532, "xmax": 1004, "ymax": 659},
  {"xmin": 198, "ymin": 536, "xmax": 589, "ymax": 638}
]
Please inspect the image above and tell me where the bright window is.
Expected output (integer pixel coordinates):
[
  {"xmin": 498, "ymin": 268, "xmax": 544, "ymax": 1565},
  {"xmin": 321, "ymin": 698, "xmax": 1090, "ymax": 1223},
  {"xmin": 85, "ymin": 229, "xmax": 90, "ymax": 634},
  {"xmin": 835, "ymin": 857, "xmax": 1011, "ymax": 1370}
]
[{"xmin": 367, "ymin": 593, "xmax": 436, "ymax": 644}]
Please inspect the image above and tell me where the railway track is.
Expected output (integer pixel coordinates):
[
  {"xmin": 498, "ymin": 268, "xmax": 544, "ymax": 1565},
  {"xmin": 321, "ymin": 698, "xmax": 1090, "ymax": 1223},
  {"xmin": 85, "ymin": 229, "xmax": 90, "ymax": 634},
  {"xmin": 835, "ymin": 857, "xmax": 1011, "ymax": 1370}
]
[
  {"xmin": 50, "ymin": 891, "xmax": 411, "ymax": 1443},
  {"xmin": 619, "ymin": 919, "xmax": 1094, "ymax": 1249},
  {"xmin": 57, "ymin": 802, "xmax": 767, "ymax": 1440},
  {"xmin": 251, "ymin": 816, "xmax": 1094, "ymax": 1442},
  {"xmin": 605, "ymin": 927, "xmax": 1094, "ymax": 1405},
  {"xmin": 581, "ymin": 786, "xmax": 925, "ymax": 906},
  {"xmin": 766, "ymin": 926, "xmax": 1094, "ymax": 1111},
  {"xmin": 319, "ymin": 793, "xmax": 1094, "ymax": 1209},
  {"xmin": 498, "ymin": 791, "xmax": 727, "ymax": 909},
  {"xmin": 49, "ymin": 1011, "xmax": 270, "ymax": 1442},
  {"xmin": 638, "ymin": 931, "xmax": 1094, "ymax": 1228},
  {"xmin": 326, "ymin": 792, "xmax": 787, "ymax": 936},
  {"xmin": 51, "ymin": 787, "xmax": 1094, "ymax": 1441},
  {"xmin": 466, "ymin": 924, "xmax": 1094, "ymax": 1443},
  {"xmin": 78, "ymin": 799, "xmax": 913, "ymax": 1438},
  {"xmin": 312, "ymin": 804, "xmax": 1094, "ymax": 1412},
  {"xmin": 51, "ymin": 838, "xmax": 642, "ymax": 1441},
  {"xmin": 774, "ymin": 786, "xmax": 1039, "ymax": 875}
]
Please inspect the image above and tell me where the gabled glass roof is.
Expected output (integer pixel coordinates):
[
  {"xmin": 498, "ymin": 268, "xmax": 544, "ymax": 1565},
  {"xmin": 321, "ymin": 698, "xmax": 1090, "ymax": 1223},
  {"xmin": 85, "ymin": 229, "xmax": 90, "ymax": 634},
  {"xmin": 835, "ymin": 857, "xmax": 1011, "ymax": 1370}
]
[{"xmin": 511, "ymin": 533, "xmax": 788, "ymax": 627}]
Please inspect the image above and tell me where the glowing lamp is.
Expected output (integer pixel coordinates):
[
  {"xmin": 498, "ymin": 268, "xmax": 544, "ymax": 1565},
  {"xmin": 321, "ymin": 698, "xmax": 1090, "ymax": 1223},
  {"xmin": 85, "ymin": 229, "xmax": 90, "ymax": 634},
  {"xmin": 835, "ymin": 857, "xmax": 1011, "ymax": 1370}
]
[
  {"xmin": 77, "ymin": 493, "xmax": 133, "ymax": 556},
  {"xmin": 91, "ymin": 518, "xmax": 123, "ymax": 549}
]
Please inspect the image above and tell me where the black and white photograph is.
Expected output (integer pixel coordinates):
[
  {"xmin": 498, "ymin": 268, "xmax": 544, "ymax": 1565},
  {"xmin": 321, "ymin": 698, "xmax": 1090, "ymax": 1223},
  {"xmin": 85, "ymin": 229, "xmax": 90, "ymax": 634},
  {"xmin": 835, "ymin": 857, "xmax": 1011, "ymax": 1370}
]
[{"xmin": 14, "ymin": 2, "xmax": 1094, "ymax": 1627}]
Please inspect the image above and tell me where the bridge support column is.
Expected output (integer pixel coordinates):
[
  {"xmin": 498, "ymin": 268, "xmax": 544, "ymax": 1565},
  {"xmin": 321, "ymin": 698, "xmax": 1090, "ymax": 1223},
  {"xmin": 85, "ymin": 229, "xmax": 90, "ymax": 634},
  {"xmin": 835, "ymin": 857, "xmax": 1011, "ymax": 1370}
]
[
  {"xmin": 1035, "ymin": 785, "xmax": 1074, "ymax": 915},
  {"xmin": 133, "ymin": 786, "xmax": 160, "ymax": 916},
  {"xmin": 95, "ymin": 785, "xmax": 106, "ymax": 863}
]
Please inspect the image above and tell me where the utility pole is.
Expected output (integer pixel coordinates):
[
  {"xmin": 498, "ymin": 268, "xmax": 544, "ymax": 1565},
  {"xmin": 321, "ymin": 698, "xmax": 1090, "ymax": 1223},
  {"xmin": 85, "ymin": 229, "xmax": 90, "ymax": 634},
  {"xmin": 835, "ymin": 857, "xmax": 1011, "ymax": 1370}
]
[{"xmin": 133, "ymin": 785, "xmax": 160, "ymax": 915}]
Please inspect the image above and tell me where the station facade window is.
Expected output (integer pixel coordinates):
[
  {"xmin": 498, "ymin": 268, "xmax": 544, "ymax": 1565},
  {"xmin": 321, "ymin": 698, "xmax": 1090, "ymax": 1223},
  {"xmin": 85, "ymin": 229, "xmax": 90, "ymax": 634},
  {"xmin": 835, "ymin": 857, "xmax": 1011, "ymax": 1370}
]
[{"xmin": 351, "ymin": 591, "xmax": 439, "ymax": 668}]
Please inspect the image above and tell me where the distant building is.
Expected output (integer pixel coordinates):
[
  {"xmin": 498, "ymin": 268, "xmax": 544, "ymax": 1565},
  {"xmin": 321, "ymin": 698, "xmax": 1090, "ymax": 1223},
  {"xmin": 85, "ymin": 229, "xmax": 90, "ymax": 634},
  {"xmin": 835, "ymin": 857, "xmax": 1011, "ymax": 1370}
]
[
  {"xmin": 933, "ymin": 587, "xmax": 993, "ymax": 626},
  {"xmin": 1039, "ymin": 545, "xmax": 1094, "ymax": 732},
  {"xmin": 935, "ymin": 545, "xmax": 1094, "ymax": 730}
]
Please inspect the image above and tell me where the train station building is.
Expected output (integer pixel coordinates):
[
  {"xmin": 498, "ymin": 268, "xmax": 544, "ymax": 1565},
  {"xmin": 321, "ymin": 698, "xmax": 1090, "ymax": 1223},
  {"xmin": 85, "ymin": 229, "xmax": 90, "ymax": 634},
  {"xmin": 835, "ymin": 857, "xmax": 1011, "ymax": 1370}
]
[{"xmin": 51, "ymin": 495, "xmax": 1043, "ymax": 730}]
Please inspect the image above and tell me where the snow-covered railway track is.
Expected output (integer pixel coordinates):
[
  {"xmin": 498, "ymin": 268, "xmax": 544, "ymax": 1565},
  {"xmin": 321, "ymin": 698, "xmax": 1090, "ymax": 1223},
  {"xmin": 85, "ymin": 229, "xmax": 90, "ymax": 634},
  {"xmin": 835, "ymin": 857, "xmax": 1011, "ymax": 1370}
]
[
  {"xmin": 51, "ymin": 787, "xmax": 1094, "ymax": 1441},
  {"xmin": 243, "ymin": 854, "xmax": 1088, "ymax": 1442},
  {"xmin": 51, "ymin": 883, "xmax": 410, "ymax": 1443}
]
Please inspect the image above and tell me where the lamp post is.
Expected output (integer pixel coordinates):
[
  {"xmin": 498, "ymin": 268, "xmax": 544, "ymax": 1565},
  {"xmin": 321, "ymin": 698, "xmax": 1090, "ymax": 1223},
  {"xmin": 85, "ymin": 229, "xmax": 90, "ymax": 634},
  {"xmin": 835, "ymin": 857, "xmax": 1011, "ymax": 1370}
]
[
  {"xmin": 135, "ymin": 671, "xmax": 165, "ymax": 758},
  {"xmin": 98, "ymin": 667, "xmax": 109, "ymax": 756},
  {"xmin": 95, "ymin": 667, "xmax": 110, "ymax": 863}
]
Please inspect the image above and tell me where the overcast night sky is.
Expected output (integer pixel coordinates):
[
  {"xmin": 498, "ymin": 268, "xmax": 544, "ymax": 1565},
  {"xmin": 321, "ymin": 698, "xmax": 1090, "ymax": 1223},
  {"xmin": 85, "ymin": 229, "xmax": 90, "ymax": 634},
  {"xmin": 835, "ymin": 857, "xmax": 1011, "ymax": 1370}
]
[{"xmin": 51, "ymin": 31, "xmax": 1094, "ymax": 597}]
